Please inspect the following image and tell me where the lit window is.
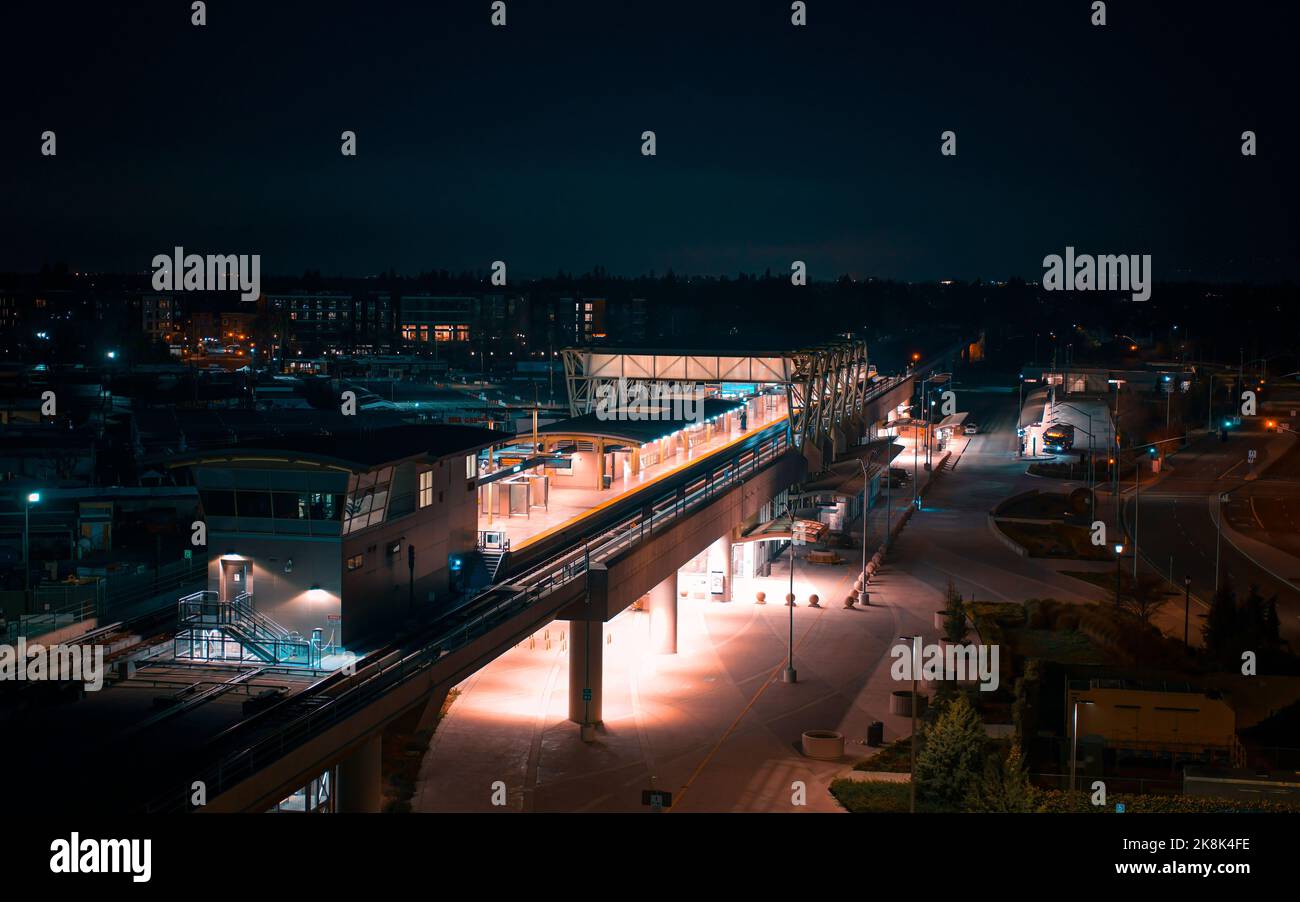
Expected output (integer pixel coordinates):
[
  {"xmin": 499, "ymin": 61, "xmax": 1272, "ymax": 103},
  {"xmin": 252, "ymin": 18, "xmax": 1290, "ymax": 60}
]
[
  {"xmin": 419, "ymin": 470, "xmax": 433, "ymax": 508},
  {"xmin": 346, "ymin": 554, "xmax": 364, "ymax": 571},
  {"xmin": 465, "ymin": 454, "xmax": 477, "ymax": 479}
]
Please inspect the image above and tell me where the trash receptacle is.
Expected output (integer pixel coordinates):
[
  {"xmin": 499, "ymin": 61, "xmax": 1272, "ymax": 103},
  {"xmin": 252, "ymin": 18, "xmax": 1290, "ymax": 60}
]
[{"xmin": 867, "ymin": 721, "xmax": 884, "ymax": 747}]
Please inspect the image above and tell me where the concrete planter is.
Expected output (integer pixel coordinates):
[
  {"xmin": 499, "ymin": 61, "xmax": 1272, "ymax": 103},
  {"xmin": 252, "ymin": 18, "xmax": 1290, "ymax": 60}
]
[
  {"xmin": 801, "ymin": 730, "xmax": 845, "ymax": 759},
  {"xmin": 889, "ymin": 690, "xmax": 927, "ymax": 717}
]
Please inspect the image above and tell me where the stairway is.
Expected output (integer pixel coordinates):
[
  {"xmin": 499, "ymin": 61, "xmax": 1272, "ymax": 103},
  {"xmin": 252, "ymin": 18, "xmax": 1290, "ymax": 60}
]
[
  {"xmin": 176, "ymin": 591, "xmax": 316, "ymax": 666},
  {"xmin": 480, "ymin": 550, "xmax": 508, "ymax": 583}
]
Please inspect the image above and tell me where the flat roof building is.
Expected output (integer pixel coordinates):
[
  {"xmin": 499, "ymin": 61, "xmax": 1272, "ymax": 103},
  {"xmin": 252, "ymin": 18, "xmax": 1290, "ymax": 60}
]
[{"xmin": 168, "ymin": 423, "xmax": 504, "ymax": 664}]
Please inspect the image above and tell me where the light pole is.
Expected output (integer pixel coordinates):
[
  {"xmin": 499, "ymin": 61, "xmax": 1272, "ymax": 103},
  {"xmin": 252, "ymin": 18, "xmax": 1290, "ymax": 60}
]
[
  {"xmin": 1133, "ymin": 456, "xmax": 1140, "ymax": 581},
  {"xmin": 1069, "ymin": 696, "xmax": 1093, "ymax": 791},
  {"xmin": 23, "ymin": 491, "xmax": 41, "ymax": 604},
  {"xmin": 884, "ymin": 450, "xmax": 892, "ymax": 552},
  {"xmin": 900, "ymin": 634, "xmax": 921, "ymax": 812},
  {"xmin": 918, "ymin": 373, "xmax": 945, "ymax": 471},
  {"xmin": 1113, "ymin": 542, "xmax": 1124, "ymax": 608},
  {"xmin": 783, "ymin": 510, "xmax": 798, "ymax": 684},
  {"xmin": 1017, "ymin": 374, "xmax": 1025, "ymax": 457},
  {"xmin": 1214, "ymin": 492, "xmax": 1228, "ymax": 591},
  {"xmin": 1183, "ymin": 575, "xmax": 1192, "ymax": 647},
  {"xmin": 912, "ymin": 421, "xmax": 919, "ymax": 510},
  {"xmin": 860, "ymin": 456, "xmax": 873, "ymax": 594}
]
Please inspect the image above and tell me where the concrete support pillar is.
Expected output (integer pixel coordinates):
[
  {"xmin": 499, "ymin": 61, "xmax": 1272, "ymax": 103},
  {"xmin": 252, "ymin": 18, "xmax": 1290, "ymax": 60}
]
[
  {"xmin": 337, "ymin": 734, "xmax": 382, "ymax": 813},
  {"xmin": 631, "ymin": 446, "xmax": 641, "ymax": 475},
  {"xmin": 568, "ymin": 618, "xmax": 603, "ymax": 735},
  {"xmin": 708, "ymin": 531, "xmax": 734, "ymax": 602},
  {"xmin": 595, "ymin": 438, "xmax": 605, "ymax": 490},
  {"xmin": 648, "ymin": 572, "xmax": 678, "ymax": 654}
]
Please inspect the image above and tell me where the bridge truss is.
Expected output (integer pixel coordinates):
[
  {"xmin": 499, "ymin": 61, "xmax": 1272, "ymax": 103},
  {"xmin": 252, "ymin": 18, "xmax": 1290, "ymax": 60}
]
[{"xmin": 560, "ymin": 341, "xmax": 887, "ymax": 452}]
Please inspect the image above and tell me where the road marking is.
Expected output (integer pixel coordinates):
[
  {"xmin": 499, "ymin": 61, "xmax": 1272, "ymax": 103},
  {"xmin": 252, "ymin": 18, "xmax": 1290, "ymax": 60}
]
[{"xmin": 670, "ymin": 571, "xmax": 843, "ymax": 810}]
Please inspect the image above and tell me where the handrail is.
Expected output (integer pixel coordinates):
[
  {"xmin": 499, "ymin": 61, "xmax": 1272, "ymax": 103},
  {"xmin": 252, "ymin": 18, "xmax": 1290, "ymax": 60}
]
[{"xmin": 146, "ymin": 427, "xmax": 792, "ymax": 812}]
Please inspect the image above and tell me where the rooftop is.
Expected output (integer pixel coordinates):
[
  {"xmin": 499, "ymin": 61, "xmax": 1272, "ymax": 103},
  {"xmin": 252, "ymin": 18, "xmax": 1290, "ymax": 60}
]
[
  {"xmin": 166, "ymin": 423, "xmax": 509, "ymax": 472},
  {"xmin": 535, "ymin": 398, "xmax": 745, "ymax": 446}
]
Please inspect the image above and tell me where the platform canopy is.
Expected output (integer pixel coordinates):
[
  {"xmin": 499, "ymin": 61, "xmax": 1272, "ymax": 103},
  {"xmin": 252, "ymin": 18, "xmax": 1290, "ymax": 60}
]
[{"xmin": 534, "ymin": 397, "xmax": 744, "ymax": 447}]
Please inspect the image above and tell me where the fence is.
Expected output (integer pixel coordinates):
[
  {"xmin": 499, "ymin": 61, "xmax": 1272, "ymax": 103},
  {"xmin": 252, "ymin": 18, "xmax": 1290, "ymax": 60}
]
[{"xmin": 3, "ymin": 558, "xmax": 205, "ymax": 643}]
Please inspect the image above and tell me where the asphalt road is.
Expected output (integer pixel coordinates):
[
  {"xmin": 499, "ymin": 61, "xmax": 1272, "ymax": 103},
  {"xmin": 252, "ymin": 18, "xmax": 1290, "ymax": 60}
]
[{"xmin": 1125, "ymin": 427, "xmax": 1300, "ymax": 643}]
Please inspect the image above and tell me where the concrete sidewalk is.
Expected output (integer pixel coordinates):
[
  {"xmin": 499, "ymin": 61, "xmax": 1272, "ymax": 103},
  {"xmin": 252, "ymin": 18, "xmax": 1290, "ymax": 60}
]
[{"xmin": 1214, "ymin": 496, "xmax": 1300, "ymax": 595}]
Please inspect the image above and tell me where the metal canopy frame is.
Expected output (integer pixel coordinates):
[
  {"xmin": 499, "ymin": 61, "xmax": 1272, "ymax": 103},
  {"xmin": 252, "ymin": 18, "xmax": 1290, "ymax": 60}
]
[{"xmin": 561, "ymin": 341, "xmax": 880, "ymax": 451}]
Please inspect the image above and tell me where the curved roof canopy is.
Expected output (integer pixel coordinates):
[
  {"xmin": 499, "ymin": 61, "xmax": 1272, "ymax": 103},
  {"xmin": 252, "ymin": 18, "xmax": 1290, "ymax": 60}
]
[{"xmin": 535, "ymin": 398, "xmax": 745, "ymax": 445}]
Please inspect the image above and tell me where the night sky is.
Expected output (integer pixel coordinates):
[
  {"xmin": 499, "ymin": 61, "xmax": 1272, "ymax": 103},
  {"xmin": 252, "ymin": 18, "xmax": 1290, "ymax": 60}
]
[{"xmin": 3, "ymin": 0, "xmax": 1297, "ymax": 281}]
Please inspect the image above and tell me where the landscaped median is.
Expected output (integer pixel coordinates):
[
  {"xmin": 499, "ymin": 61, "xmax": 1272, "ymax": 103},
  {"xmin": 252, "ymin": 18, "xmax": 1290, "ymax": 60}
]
[{"xmin": 987, "ymin": 488, "xmax": 1109, "ymax": 561}]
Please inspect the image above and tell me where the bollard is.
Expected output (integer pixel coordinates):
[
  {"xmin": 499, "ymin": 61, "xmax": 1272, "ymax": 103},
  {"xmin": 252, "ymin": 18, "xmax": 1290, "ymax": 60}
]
[
  {"xmin": 808, "ymin": 594, "xmax": 821, "ymax": 608},
  {"xmin": 755, "ymin": 591, "xmax": 767, "ymax": 605}
]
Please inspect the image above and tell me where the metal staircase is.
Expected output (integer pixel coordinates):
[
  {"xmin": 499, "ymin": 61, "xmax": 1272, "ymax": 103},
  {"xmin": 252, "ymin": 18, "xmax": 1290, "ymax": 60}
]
[
  {"xmin": 477, "ymin": 532, "xmax": 511, "ymax": 583},
  {"xmin": 176, "ymin": 591, "xmax": 319, "ymax": 667}
]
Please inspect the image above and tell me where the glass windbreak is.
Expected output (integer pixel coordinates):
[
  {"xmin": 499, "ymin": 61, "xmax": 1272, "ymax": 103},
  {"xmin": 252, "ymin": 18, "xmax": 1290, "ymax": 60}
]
[
  {"xmin": 196, "ymin": 468, "xmax": 345, "ymax": 536},
  {"xmin": 344, "ymin": 466, "xmax": 393, "ymax": 534}
]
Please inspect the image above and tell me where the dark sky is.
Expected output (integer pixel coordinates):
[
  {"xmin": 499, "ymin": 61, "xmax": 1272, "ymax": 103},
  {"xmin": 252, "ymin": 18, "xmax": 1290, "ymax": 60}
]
[{"xmin": 2, "ymin": 0, "xmax": 1297, "ymax": 281}]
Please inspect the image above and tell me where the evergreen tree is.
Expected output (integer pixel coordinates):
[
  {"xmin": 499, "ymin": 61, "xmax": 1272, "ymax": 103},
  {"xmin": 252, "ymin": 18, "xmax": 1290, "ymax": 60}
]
[
  {"xmin": 915, "ymin": 693, "xmax": 987, "ymax": 808},
  {"xmin": 965, "ymin": 741, "xmax": 1036, "ymax": 813},
  {"xmin": 1012, "ymin": 659, "xmax": 1041, "ymax": 740},
  {"xmin": 943, "ymin": 578, "xmax": 968, "ymax": 643},
  {"xmin": 1202, "ymin": 581, "xmax": 1239, "ymax": 664}
]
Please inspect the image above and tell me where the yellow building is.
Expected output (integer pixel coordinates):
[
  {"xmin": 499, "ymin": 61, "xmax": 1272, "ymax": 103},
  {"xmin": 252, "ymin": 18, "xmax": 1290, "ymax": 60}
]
[{"xmin": 1068, "ymin": 679, "xmax": 1240, "ymax": 763}]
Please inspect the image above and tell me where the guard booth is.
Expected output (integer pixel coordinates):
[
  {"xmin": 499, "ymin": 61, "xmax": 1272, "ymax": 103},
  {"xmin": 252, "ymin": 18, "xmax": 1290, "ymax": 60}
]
[{"xmin": 933, "ymin": 411, "xmax": 969, "ymax": 447}]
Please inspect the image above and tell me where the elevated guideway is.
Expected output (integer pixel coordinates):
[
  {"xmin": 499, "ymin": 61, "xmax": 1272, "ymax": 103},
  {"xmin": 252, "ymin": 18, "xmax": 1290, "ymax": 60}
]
[{"xmin": 142, "ymin": 415, "xmax": 803, "ymax": 813}]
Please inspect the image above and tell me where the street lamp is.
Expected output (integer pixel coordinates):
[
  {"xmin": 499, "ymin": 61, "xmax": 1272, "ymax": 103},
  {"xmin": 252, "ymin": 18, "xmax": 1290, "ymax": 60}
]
[
  {"xmin": 900, "ymin": 634, "xmax": 921, "ymax": 813},
  {"xmin": 24, "ymin": 491, "xmax": 41, "ymax": 602},
  {"xmin": 1113, "ymin": 543, "xmax": 1124, "ymax": 607},
  {"xmin": 859, "ymin": 456, "xmax": 873, "ymax": 599},
  {"xmin": 1069, "ymin": 696, "xmax": 1094, "ymax": 791},
  {"xmin": 1213, "ymin": 491, "xmax": 1229, "ymax": 591},
  {"xmin": 783, "ymin": 510, "xmax": 799, "ymax": 684},
  {"xmin": 919, "ymin": 373, "xmax": 951, "ymax": 471}
]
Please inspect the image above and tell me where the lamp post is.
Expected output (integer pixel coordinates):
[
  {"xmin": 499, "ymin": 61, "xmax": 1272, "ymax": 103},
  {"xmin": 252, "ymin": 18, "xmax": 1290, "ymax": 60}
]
[
  {"xmin": 1133, "ymin": 455, "xmax": 1140, "ymax": 581},
  {"xmin": 884, "ymin": 449, "xmax": 892, "ymax": 552},
  {"xmin": 916, "ymin": 373, "xmax": 951, "ymax": 472},
  {"xmin": 783, "ymin": 510, "xmax": 798, "ymax": 684},
  {"xmin": 24, "ymin": 491, "xmax": 41, "ymax": 603},
  {"xmin": 901, "ymin": 634, "xmax": 921, "ymax": 812},
  {"xmin": 1214, "ymin": 492, "xmax": 1228, "ymax": 591},
  {"xmin": 1017, "ymin": 374, "xmax": 1025, "ymax": 457},
  {"xmin": 860, "ymin": 456, "xmax": 873, "ymax": 594},
  {"xmin": 1183, "ymin": 575, "xmax": 1192, "ymax": 647},
  {"xmin": 1113, "ymin": 542, "xmax": 1124, "ymax": 607},
  {"xmin": 1069, "ymin": 696, "xmax": 1094, "ymax": 792},
  {"xmin": 912, "ymin": 417, "xmax": 919, "ymax": 510}
]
